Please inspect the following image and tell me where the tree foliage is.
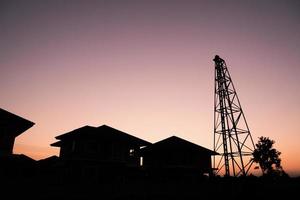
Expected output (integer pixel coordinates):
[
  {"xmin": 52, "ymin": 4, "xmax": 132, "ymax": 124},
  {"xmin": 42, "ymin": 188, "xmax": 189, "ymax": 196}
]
[{"xmin": 252, "ymin": 136, "xmax": 285, "ymax": 176}]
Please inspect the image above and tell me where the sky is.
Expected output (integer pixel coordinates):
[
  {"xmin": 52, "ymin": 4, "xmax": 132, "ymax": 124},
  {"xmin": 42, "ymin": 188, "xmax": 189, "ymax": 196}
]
[{"xmin": 1, "ymin": 0, "xmax": 299, "ymax": 176}]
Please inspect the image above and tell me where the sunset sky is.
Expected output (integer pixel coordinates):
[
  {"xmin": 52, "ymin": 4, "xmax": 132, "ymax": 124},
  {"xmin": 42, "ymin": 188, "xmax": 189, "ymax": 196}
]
[{"xmin": 1, "ymin": 0, "xmax": 299, "ymax": 176}]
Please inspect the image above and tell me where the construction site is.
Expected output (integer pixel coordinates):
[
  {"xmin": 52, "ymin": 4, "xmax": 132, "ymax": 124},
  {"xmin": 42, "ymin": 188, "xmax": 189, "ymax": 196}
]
[{"xmin": 1, "ymin": 56, "xmax": 298, "ymax": 199}]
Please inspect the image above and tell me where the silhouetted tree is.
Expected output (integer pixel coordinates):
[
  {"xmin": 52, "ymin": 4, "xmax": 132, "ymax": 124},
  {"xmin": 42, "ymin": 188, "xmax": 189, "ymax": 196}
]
[{"xmin": 252, "ymin": 136, "xmax": 285, "ymax": 176}]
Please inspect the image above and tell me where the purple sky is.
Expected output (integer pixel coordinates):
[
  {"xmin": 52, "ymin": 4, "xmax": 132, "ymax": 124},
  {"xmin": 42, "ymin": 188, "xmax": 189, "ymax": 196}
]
[{"xmin": 1, "ymin": 0, "xmax": 300, "ymax": 175}]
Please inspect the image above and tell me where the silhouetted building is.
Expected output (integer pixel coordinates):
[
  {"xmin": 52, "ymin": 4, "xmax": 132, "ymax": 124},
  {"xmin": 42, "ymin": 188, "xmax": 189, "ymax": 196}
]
[
  {"xmin": 50, "ymin": 125, "xmax": 151, "ymax": 182},
  {"xmin": 0, "ymin": 108, "xmax": 34, "ymax": 155},
  {"xmin": 0, "ymin": 154, "xmax": 37, "ymax": 179},
  {"xmin": 139, "ymin": 136, "xmax": 218, "ymax": 176},
  {"xmin": 51, "ymin": 125, "xmax": 150, "ymax": 165}
]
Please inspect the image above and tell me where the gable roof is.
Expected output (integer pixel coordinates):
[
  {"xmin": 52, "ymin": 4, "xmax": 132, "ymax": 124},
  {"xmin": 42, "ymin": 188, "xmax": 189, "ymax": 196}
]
[
  {"xmin": 55, "ymin": 125, "xmax": 95, "ymax": 140},
  {"xmin": 51, "ymin": 124, "xmax": 151, "ymax": 147},
  {"xmin": 0, "ymin": 108, "xmax": 35, "ymax": 137},
  {"xmin": 140, "ymin": 136, "xmax": 218, "ymax": 155}
]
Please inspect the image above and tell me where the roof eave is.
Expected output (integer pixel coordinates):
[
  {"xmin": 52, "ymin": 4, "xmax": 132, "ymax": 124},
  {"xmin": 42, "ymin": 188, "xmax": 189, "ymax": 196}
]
[{"xmin": 50, "ymin": 141, "xmax": 62, "ymax": 147}]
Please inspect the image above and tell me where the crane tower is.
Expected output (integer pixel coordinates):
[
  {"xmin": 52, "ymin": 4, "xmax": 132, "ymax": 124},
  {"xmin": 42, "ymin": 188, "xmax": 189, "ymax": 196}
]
[{"xmin": 213, "ymin": 55, "xmax": 255, "ymax": 176}]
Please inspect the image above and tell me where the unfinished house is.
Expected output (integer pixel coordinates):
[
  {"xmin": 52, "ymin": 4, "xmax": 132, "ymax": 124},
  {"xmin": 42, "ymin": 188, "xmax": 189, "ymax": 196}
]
[
  {"xmin": 51, "ymin": 125, "xmax": 150, "ymax": 164},
  {"xmin": 51, "ymin": 125, "xmax": 151, "ymax": 182},
  {"xmin": 139, "ymin": 136, "xmax": 218, "ymax": 176}
]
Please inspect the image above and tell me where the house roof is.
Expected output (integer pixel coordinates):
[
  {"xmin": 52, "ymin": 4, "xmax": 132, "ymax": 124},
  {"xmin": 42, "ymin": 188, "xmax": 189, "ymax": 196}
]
[
  {"xmin": 0, "ymin": 108, "xmax": 35, "ymax": 137},
  {"xmin": 50, "ymin": 141, "xmax": 62, "ymax": 147},
  {"xmin": 0, "ymin": 153, "xmax": 36, "ymax": 164},
  {"xmin": 55, "ymin": 125, "xmax": 95, "ymax": 140},
  {"xmin": 140, "ymin": 136, "xmax": 218, "ymax": 155},
  {"xmin": 37, "ymin": 155, "xmax": 59, "ymax": 166},
  {"xmin": 51, "ymin": 124, "xmax": 151, "ymax": 147}
]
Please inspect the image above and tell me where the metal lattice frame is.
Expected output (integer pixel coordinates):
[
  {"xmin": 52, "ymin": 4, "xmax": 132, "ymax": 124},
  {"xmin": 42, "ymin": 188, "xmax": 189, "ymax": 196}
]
[{"xmin": 213, "ymin": 55, "xmax": 255, "ymax": 177}]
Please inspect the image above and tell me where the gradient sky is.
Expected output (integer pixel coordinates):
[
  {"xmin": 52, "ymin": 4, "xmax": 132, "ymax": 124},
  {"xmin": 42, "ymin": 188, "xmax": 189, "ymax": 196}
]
[{"xmin": 1, "ymin": 0, "xmax": 299, "ymax": 176}]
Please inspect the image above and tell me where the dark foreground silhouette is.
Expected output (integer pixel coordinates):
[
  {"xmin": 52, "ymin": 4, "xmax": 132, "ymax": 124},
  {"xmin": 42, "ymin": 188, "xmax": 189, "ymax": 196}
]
[{"xmin": 1, "ymin": 166, "xmax": 299, "ymax": 200}]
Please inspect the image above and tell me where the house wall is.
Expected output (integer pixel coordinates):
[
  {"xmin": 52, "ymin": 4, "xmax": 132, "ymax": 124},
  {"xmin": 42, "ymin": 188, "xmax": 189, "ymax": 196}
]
[
  {"xmin": 0, "ymin": 135, "xmax": 15, "ymax": 155},
  {"xmin": 59, "ymin": 138, "xmax": 140, "ymax": 166},
  {"xmin": 143, "ymin": 149, "xmax": 212, "ymax": 172}
]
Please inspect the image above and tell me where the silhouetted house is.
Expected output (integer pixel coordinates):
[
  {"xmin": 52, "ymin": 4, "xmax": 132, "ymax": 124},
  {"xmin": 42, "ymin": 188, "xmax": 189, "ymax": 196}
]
[
  {"xmin": 139, "ymin": 136, "xmax": 218, "ymax": 176},
  {"xmin": 36, "ymin": 155, "xmax": 63, "ymax": 182},
  {"xmin": 50, "ymin": 125, "xmax": 151, "ymax": 182},
  {"xmin": 0, "ymin": 108, "xmax": 35, "ymax": 155},
  {"xmin": 51, "ymin": 125, "xmax": 150, "ymax": 164},
  {"xmin": 0, "ymin": 154, "xmax": 37, "ymax": 179}
]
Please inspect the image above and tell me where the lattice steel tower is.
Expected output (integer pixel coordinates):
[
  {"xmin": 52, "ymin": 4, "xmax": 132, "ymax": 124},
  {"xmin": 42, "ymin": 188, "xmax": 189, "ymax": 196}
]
[{"xmin": 213, "ymin": 55, "xmax": 255, "ymax": 177}]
